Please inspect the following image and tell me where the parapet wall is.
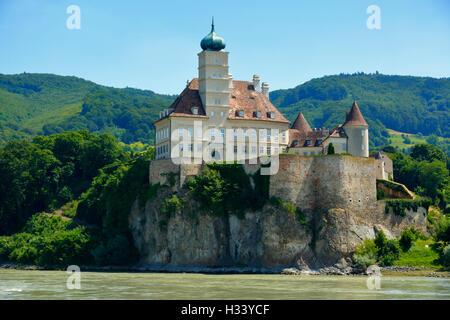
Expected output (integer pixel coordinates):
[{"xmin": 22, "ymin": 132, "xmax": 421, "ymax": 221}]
[{"xmin": 269, "ymin": 154, "xmax": 377, "ymax": 213}]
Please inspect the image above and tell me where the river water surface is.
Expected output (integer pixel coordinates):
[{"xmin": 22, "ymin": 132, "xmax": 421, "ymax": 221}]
[{"xmin": 0, "ymin": 269, "xmax": 449, "ymax": 299}]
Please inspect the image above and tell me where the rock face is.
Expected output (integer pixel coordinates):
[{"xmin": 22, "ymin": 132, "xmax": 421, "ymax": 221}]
[
  {"xmin": 129, "ymin": 194, "xmax": 315, "ymax": 268},
  {"xmin": 130, "ymin": 155, "xmax": 428, "ymax": 270}
]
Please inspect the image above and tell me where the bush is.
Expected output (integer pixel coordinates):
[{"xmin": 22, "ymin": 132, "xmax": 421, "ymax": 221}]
[
  {"xmin": 327, "ymin": 143, "xmax": 335, "ymax": 155},
  {"xmin": 374, "ymin": 231, "xmax": 400, "ymax": 266},
  {"xmin": 0, "ymin": 213, "xmax": 93, "ymax": 267},
  {"xmin": 353, "ymin": 253, "xmax": 377, "ymax": 270},
  {"xmin": 434, "ymin": 216, "xmax": 450, "ymax": 243},
  {"xmin": 442, "ymin": 245, "xmax": 450, "ymax": 268},
  {"xmin": 399, "ymin": 229, "xmax": 414, "ymax": 252}
]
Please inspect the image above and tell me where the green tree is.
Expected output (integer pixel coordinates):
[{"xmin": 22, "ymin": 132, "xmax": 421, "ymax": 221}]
[{"xmin": 327, "ymin": 143, "xmax": 335, "ymax": 155}]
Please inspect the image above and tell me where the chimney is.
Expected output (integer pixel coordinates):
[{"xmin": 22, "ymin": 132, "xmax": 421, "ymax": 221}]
[
  {"xmin": 261, "ymin": 82, "xmax": 269, "ymax": 98},
  {"xmin": 253, "ymin": 74, "xmax": 261, "ymax": 92}
]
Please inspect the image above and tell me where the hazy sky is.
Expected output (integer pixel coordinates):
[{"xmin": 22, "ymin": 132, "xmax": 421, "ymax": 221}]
[{"xmin": 1, "ymin": 0, "xmax": 449, "ymax": 94}]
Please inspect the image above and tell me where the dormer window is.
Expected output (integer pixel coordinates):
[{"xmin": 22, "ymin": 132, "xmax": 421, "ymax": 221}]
[
  {"xmin": 315, "ymin": 139, "xmax": 322, "ymax": 146},
  {"xmin": 305, "ymin": 140, "xmax": 311, "ymax": 146},
  {"xmin": 292, "ymin": 140, "xmax": 298, "ymax": 147},
  {"xmin": 238, "ymin": 110, "xmax": 244, "ymax": 117},
  {"xmin": 191, "ymin": 107, "xmax": 199, "ymax": 115},
  {"xmin": 267, "ymin": 112, "xmax": 275, "ymax": 119},
  {"xmin": 257, "ymin": 111, "xmax": 261, "ymax": 118}
]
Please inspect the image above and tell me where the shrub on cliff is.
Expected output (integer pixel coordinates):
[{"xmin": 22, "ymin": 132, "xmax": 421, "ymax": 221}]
[
  {"xmin": 374, "ymin": 231, "xmax": 400, "ymax": 266},
  {"xmin": 442, "ymin": 245, "xmax": 450, "ymax": 268},
  {"xmin": 0, "ymin": 213, "xmax": 93, "ymax": 267},
  {"xmin": 184, "ymin": 164, "xmax": 268, "ymax": 217}
]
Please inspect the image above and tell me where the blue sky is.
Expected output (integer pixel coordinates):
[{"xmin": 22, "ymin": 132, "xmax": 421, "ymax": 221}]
[{"xmin": 1, "ymin": 0, "xmax": 449, "ymax": 94}]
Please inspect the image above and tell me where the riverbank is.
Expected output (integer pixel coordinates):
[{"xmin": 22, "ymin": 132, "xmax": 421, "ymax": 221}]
[{"xmin": 1, "ymin": 262, "xmax": 449, "ymax": 277}]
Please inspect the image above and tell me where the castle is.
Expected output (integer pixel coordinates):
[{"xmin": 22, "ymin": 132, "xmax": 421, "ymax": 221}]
[{"xmin": 154, "ymin": 21, "xmax": 370, "ymax": 163}]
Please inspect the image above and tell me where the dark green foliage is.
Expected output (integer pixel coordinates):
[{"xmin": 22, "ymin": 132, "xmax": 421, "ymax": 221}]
[
  {"xmin": 327, "ymin": 143, "xmax": 335, "ymax": 154},
  {"xmin": 385, "ymin": 198, "xmax": 432, "ymax": 216},
  {"xmin": 185, "ymin": 164, "xmax": 269, "ymax": 218},
  {"xmin": 442, "ymin": 245, "xmax": 450, "ymax": 268},
  {"xmin": 399, "ymin": 229, "xmax": 415, "ymax": 252},
  {"xmin": 374, "ymin": 231, "xmax": 400, "ymax": 266},
  {"xmin": 270, "ymin": 74, "xmax": 450, "ymax": 148},
  {"xmin": 0, "ymin": 213, "xmax": 93, "ymax": 267},
  {"xmin": 390, "ymin": 144, "xmax": 449, "ymax": 209},
  {"xmin": 0, "ymin": 73, "xmax": 175, "ymax": 145},
  {"xmin": 76, "ymin": 152, "xmax": 154, "ymax": 265},
  {"xmin": 0, "ymin": 131, "xmax": 126, "ymax": 235},
  {"xmin": 410, "ymin": 143, "xmax": 447, "ymax": 163},
  {"xmin": 434, "ymin": 216, "xmax": 450, "ymax": 243}
]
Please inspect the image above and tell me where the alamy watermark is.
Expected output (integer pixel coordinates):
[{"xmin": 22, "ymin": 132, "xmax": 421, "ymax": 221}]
[
  {"xmin": 66, "ymin": 265, "xmax": 81, "ymax": 289},
  {"xmin": 366, "ymin": 5, "xmax": 381, "ymax": 30},
  {"xmin": 366, "ymin": 265, "xmax": 382, "ymax": 290},
  {"xmin": 66, "ymin": 5, "xmax": 81, "ymax": 30},
  {"xmin": 158, "ymin": 121, "xmax": 280, "ymax": 175}
]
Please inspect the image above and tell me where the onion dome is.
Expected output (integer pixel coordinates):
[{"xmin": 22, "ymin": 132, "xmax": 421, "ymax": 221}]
[
  {"xmin": 344, "ymin": 101, "xmax": 368, "ymax": 127},
  {"xmin": 200, "ymin": 18, "xmax": 226, "ymax": 51}
]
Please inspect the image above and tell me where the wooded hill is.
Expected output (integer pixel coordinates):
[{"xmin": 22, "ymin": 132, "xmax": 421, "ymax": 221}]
[{"xmin": 0, "ymin": 72, "xmax": 448, "ymax": 148}]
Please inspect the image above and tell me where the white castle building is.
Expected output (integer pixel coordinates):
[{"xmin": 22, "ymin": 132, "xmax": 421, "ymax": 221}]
[{"xmin": 154, "ymin": 21, "xmax": 370, "ymax": 162}]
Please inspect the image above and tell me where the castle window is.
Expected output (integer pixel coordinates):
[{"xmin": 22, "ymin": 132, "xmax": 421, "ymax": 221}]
[
  {"xmin": 315, "ymin": 139, "xmax": 322, "ymax": 146},
  {"xmin": 274, "ymin": 131, "xmax": 279, "ymax": 142},
  {"xmin": 216, "ymin": 86, "xmax": 219, "ymax": 92},
  {"xmin": 210, "ymin": 128, "xmax": 215, "ymax": 139},
  {"xmin": 292, "ymin": 140, "xmax": 298, "ymax": 147},
  {"xmin": 260, "ymin": 146, "xmax": 264, "ymax": 154},
  {"xmin": 259, "ymin": 130, "xmax": 265, "ymax": 140},
  {"xmin": 251, "ymin": 146, "xmax": 257, "ymax": 154},
  {"xmin": 267, "ymin": 112, "xmax": 275, "ymax": 119},
  {"xmin": 362, "ymin": 144, "xmax": 365, "ymax": 150},
  {"xmin": 257, "ymin": 111, "xmax": 261, "ymax": 118},
  {"xmin": 192, "ymin": 107, "xmax": 199, "ymax": 115},
  {"xmin": 179, "ymin": 143, "xmax": 183, "ymax": 151},
  {"xmin": 212, "ymin": 73, "xmax": 216, "ymax": 78},
  {"xmin": 282, "ymin": 131, "xmax": 286, "ymax": 142},
  {"xmin": 197, "ymin": 128, "xmax": 202, "ymax": 138},
  {"xmin": 220, "ymin": 111, "xmax": 224, "ymax": 117},
  {"xmin": 197, "ymin": 143, "xmax": 202, "ymax": 152},
  {"xmin": 362, "ymin": 130, "xmax": 365, "ymax": 136},
  {"xmin": 179, "ymin": 127, "xmax": 183, "ymax": 138},
  {"xmin": 215, "ymin": 58, "xmax": 219, "ymax": 65},
  {"xmin": 189, "ymin": 144, "xmax": 193, "ymax": 151},
  {"xmin": 305, "ymin": 140, "xmax": 311, "ymax": 146},
  {"xmin": 218, "ymin": 74, "xmax": 222, "ymax": 78},
  {"xmin": 220, "ymin": 129, "xmax": 225, "ymax": 139},
  {"xmin": 267, "ymin": 130, "xmax": 271, "ymax": 141},
  {"xmin": 234, "ymin": 145, "xmax": 238, "ymax": 153},
  {"xmin": 238, "ymin": 110, "xmax": 244, "ymax": 117},
  {"xmin": 267, "ymin": 147, "xmax": 271, "ymax": 155},
  {"xmin": 304, "ymin": 152, "xmax": 307, "ymax": 156}
]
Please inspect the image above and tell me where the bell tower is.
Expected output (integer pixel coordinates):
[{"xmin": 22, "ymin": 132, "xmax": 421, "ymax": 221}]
[{"xmin": 198, "ymin": 18, "xmax": 232, "ymax": 115}]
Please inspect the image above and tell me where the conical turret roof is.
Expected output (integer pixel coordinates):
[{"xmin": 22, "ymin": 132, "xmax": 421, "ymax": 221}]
[
  {"xmin": 344, "ymin": 101, "xmax": 368, "ymax": 127},
  {"xmin": 291, "ymin": 112, "xmax": 312, "ymax": 134}
]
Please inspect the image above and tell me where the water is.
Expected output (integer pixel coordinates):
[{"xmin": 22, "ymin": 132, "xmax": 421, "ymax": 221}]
[{"xmin": 0, "ymin": 269, "xmax": 449, "ymax": 300}]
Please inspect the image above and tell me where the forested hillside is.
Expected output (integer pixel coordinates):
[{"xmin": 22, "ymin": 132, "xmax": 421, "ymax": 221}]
[
  {"xmin": 0, "ymin": 73, "xmax": 449, "ymax": 149},
  {"xmin": 0, "ymin": 73, "xmax": 175, "ymax": 145},
  {"xmin": 270, "ymin": 73, "xmax": 450, "ymax": 148}
]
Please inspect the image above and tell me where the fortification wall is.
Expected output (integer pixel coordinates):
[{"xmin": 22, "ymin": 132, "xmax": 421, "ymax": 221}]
[{"xmin": 269, "ymin": 154, "xmax": 377, "ymax": 213}]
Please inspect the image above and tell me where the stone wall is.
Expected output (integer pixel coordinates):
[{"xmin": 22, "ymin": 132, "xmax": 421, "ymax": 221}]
[{"xmin": 269, "ymin": 154, "xmax": 377, "ymax": 214}]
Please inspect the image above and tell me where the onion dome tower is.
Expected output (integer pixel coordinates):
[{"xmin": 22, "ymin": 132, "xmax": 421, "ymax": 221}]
[{"xmin": 200, "ymin": 18, "xmax": 226, "ymax": 51}]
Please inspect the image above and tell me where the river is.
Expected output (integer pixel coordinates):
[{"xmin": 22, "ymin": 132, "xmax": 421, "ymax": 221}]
[{"xmin": 0, "ymin": 269, "xmax": 449, "ymax": 299}]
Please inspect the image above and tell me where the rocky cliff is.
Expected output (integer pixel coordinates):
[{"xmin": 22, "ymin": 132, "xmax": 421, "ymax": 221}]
[{"xmin": 129, "ymin": 155, "xmax": 428, "ymax": 271}]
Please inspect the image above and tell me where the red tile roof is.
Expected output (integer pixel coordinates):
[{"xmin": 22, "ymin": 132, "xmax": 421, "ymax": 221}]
[
  {"xmin": 288, "ymin": 129, "xmax": 324, "ymax": 148},
  {"xmin": 166, "ymin": 78, "xmax": 208, "ymax": 119},
  {"xmin": 157, "ymin": 78, "xmax": 289, "ymax": 124},
  {"xmin": 343, "ymin": 101, "xmax": 368, "ymax": 127},
  {"xmin": 291, "ymin": 112, "xmax": 312, "ymax": 134},
  {"xmin": 228, "ymin": 81, "xmax": 289, "ymax": 123}
]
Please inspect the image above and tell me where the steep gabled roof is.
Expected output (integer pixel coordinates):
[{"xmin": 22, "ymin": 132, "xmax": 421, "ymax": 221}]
[
  {"xmin": 343, "ymin": 101, "xmax": 368, "ymax": 127},
  {"xmin": 168, "ymin": 78, "xmax": 208, "ymax": 118},
  {"xmin": 159, "ymin": 78, "xmax": 290, "ymax": 124},
  {"xmin": 228, "ymin": 80, "xmax": 289, "ymax": 123},
  {"xmin": 291, "ymin": 112, "xmax": 312, "ymax": 134}
]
